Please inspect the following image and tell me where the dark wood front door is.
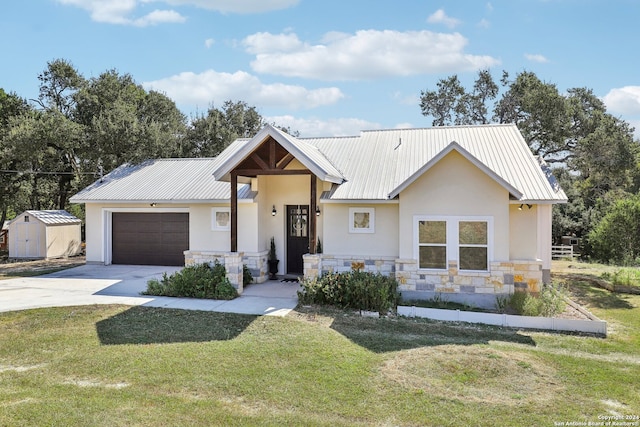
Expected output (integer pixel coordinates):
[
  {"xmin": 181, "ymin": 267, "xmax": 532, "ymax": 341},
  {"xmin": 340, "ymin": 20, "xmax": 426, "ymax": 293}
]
[{"xmin": 286, "ymin": 205, "xmax": 309, "ymax": 274}]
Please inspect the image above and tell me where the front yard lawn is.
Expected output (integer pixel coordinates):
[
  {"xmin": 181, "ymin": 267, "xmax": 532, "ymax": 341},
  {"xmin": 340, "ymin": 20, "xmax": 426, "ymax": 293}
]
[{"xmin": 0, "ymin": 261, "xmax": 638, "ymax": 426}]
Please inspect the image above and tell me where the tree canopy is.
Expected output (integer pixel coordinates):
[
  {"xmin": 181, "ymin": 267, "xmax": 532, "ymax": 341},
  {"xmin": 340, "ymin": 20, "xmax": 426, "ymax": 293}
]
[{"xmin": 0, "ymin": 59, "xmax": 275, "ymax": 221}]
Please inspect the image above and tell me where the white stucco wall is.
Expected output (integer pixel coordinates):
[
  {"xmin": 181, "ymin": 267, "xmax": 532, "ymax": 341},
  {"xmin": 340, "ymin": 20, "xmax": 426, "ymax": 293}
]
[
  {"xmin": 398, "ymin": 150, "xmax": 510, "ymax": 261},
  {"xmin": 257, "ymin": 171, "xmax": 321, "ymax": 273},
  {"xmin": 322, "ymin": 203, "xmax": 399, "ymax": 257},
  {"xmin": 509, "ymin": 204, "xmax": 538, "ymax": 260},
  {"xmin": 187, "ymin": 203, "xmax": 258, "ymax": 252}
]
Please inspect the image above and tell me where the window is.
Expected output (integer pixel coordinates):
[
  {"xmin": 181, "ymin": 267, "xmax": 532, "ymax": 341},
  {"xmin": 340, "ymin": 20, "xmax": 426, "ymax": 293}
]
[
  {"xmin": 211, "ymin": 208, "xmax": 230, "ymax": 231},
  {"xmin": 458, "ymin": 221, "xmax": 488, "ymax": 270},
  {"xmin": 418, "ymin": 221, "xmax": 447, "ymax": 269},
  {"xmin": 0, "ymin": 235, "xmax": 4, "ymax": 244},
  {"xmin": 24, "ymin": 215, "xmax": 29, "ymax": 223},
  {"xmin": 415, "ymin": 216, "xmax": 492, "ymax": 271},
  {"xmin": 349, "ymin": 207, "xmax": 375, "ymax": 233}
]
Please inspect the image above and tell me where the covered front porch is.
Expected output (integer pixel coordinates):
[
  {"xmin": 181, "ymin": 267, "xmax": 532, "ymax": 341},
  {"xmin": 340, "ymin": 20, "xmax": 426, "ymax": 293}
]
[{"xmin": 189, "ymin": 125, "xmax": 344, "ymax": 293}]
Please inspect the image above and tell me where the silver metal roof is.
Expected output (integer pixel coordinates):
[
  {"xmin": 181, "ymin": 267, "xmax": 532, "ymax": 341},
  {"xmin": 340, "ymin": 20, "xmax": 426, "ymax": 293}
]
[
  {"xmin": 9, "ymin": 210, "xmax": 81, "ymax": 225},
  {"xmin": 70, "ymin": 158, "xmax": 254, "ymax": 203},
  {"xmin": 70, "ymin": 124, "xmax": 566, "ymax": 204},
  {"xmin": 306, "ymin": 124, "xmax": 567, "ymax": 202}
]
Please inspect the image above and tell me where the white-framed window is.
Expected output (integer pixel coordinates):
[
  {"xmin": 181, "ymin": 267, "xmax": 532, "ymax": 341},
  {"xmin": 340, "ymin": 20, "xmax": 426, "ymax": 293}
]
[
  {"xmin": 349, "ymin": 207, "xmax": 375, "ymax": 233},
  {"xmin": 414, "ymin": 216, "xmax": 492, "ymax": 271},
  {"xmin": 211, "ymin": 208, "xmax": 230, "ymax": 231}
]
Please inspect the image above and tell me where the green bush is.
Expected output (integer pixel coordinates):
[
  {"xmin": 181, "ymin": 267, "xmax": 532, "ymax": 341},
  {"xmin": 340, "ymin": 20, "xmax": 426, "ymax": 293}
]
[
  {"xmin": 298, "ymin": 270, "xmax": 400, "ymax": 315},
  {"xmin": 587, "ymin": 196, "xmax": 640, "ymax": 265},
  {"xmin": 243, "ymin": 264, "xmax": 253, "ymax": 285},
  {"xmin": 500, "ymin": 284, "xmax": 566, "ymax": 317},
  {"xmin": 143, "ymin": 262, "xmax": 238, "ymax": 300}
]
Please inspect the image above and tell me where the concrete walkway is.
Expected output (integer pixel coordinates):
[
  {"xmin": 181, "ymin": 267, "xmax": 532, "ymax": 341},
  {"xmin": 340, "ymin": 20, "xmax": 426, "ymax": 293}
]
[{"xmin": 0, "ymin": 264, "xmax": 301, "ymax": 316}]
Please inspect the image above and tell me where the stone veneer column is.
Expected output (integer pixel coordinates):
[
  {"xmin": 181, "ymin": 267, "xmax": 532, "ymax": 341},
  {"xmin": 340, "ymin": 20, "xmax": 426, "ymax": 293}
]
[
  {"xmin": 224, "ymin": 252, "xmax": 244, "ymax": 294},
  {"xmin": 303, "ymin": 253, "xmax": 322, "ymax": 280}
]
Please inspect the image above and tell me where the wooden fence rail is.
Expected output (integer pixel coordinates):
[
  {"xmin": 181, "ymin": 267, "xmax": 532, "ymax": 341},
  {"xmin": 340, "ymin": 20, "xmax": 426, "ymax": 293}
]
[{"xmin": 552, "ymin": 245, "xmax": 575, "ymax": 260}]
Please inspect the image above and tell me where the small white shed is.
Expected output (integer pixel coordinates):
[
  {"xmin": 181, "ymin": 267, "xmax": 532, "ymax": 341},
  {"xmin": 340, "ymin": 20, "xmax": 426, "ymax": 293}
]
[{"xmin": 8, "ymin": 210, "xmax": 82, "ymax": 260}]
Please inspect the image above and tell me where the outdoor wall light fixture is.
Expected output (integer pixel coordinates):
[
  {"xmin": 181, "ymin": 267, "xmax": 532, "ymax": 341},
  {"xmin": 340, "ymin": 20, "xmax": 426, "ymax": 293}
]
[
  {"xmin": 518, "ymin": 204, "xmax": 532, "ymax": 210},
  {"xmin": 316, "ymin": 206, "xmax": 321, "ymax": 216},
  {"xmin": 271, "ymin": 205, "xmax": 277, "ymax": 216},
  {"xmin": 150, "ymin": 203, "xmax": 157, "ymax": 207}
]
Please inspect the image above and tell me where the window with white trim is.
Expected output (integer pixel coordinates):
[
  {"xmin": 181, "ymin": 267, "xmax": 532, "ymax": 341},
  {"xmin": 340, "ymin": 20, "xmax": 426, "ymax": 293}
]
[
  {"xmin": 349, "ymin": 207, "xmax": 375, "ymax": 233},
  {"xmin": 415, "ymin": 216, "xmax": 492, "ymax": 271},
  {"xmin": 211, "ymin": 208, "xmax": 230, "ymax": 231},
  {"xmin": 458, "ymin": 221, "xmax": 488, "ymax": 270}
]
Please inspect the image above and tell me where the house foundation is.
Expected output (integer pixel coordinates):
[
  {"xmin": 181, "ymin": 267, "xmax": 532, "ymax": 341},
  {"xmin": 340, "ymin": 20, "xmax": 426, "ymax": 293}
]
[{"xmin": 303, "ymin": 254, "xmax": 543, "ymax": 307}]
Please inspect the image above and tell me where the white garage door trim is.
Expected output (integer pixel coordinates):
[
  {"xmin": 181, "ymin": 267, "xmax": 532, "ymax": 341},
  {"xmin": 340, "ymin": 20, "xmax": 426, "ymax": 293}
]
[{"xmin": 101, "ymin": 207, "xmax": 189, "ymax": 265}]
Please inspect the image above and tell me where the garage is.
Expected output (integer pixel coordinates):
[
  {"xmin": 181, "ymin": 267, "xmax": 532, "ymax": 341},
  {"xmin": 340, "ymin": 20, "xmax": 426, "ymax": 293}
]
[{"xmin": 112, "ymin": 213, "xmax": 188, "ymax": 266}]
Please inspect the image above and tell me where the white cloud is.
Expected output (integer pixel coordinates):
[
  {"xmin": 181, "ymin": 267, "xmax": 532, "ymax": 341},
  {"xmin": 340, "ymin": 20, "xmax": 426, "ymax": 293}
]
[
  {"xmin": 143, "ymin": 69, "xmax": 344, "ymax": 111},
  {"xmin": 427, "ymin": 9, "xmax": 462, "ymax": 29},
  {"xmin": 154, "ymin": 0, "xmax": 299, "ymax": 14},
  {"xmin": 603, "ymin": 86, "xmax": 640, "ymax": 115},
  {"xmin": 478, "ymin": 18, "xmax": 490, "ymax": 29},
  {"xmin": 244, "ymin": 30, "xmax": 499, "ymax": 80},
  {"xmin": 132, "ymin": 9, "xmax": 185, "ymax": 26},
  {"xmin": 56, "ymin": 0, "xmax": 297, "ymax": 25},
  {"xmin": 394, "ymin": 122, "xmax": 414, "ymax": 129},
  {"xmin": 525, "ymin": 53, "xmax": 549, "ymax": 63},
  {"xmin": 266, "ymin": 115, "xmax": 382, "ymax": 137},
  {"xmin": 56, "ymin": 0, "xmax": 185, "ymax": 26},
  {"xmin": 204, "ymin": 38, "xmax": 215, "ymax": 48},
  {"xmin": 243, "ymin": 32, "xmax": 303, "ymax": 55}
]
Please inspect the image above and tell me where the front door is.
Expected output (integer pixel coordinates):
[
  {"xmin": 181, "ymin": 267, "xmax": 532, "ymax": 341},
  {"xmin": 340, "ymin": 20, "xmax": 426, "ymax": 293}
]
[{"xmin": 286, "ymin": 205, "xmax": 309, "ymax": 274}]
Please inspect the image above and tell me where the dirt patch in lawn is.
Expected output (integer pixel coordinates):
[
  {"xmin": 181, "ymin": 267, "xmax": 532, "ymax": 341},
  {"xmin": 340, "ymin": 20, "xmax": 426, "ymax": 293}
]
[
  {"xmin": 0, "ymin": 256, "xmax": 85, "ymax": 277},
  {"xmin": 380, "ymin": 345, "xmax": 563, "ymax": 406}
]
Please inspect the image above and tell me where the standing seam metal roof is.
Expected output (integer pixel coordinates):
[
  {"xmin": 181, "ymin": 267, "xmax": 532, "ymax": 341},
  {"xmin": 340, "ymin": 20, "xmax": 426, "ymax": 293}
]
[
  {"xmin": 8, "ymin": 210, "xmax": 81, "ymax": 225},
  {"xmin": 70, "ymin": 158, "xmax": 254, "ymax": 203},
  {"xmin": 70, "ymin": 124, "xmax": 566, "ymax": 204}
]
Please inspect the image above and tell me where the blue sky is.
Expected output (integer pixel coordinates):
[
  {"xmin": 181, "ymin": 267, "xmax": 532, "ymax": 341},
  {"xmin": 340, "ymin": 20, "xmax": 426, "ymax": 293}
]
[{"xmin": 1, "ymin": 0, "xmax": 639, "ymax": 138}]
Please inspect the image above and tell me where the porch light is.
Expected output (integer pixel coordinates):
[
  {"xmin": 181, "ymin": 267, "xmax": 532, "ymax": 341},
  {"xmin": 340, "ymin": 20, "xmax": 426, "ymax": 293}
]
[
  {"xmin": 315, "ymin": 206, "xmax": 321, "ymax": 216},
  {"xmin": 150, "ymin": 203, "xmax": 157, "ymax": 207},
  {"xmin": 271, "ymin": 205, "xmax": 277, "ymax": 216},
  {"xmin": 518, "ymin": 204, "xmax": 532, "ymax": 210}
]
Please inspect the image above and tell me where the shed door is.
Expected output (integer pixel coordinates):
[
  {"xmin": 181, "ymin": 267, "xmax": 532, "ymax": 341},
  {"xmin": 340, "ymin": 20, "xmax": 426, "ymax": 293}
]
[
  {"xmin": 14, "ymin": 222, "xmax": 39, "ymax": 258},
  {"xmin": 112, "ymin": 213, "xmax": 188, "ymax": 266}
]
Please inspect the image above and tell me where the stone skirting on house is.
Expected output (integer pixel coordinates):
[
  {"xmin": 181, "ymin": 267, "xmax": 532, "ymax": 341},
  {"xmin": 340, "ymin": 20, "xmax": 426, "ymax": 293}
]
[
  {"xmin": 395, "ymin": 259, "xmax": 543, "ymax": 295},
  {"xmin": 184, "ymin": 250, "xmax": 258, "ymax": 294},
  {"xmin": 303, "ymin": 253, "xmax": 396, "ymax": 279},
  {"xmin": 242, "ymin": 250, "xmax": 269, "ymax": 284},
  {"xmin": 303, "ymin": 254, "xmax": 543, "ymax": 296}
]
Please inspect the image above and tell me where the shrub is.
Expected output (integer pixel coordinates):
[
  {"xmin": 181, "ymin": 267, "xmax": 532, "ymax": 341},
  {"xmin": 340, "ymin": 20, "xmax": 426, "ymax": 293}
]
[
  {"xmin": 298, "ymin": 270, "xmax": 400, "ymax": 314},
  {"xmin": 143, "ymin": 262, "xmax": 238, "ymax": 300},
  {"xmin": 243, "ymin": 264, "xmax": 253, "ymax": 285},
  {"xmin": 500, "ymin": 283, "xmax": 566, "ymax": 317},
  {"xmin": 587, "ymin": 196, "xmax": 640, "ymax": 265}
]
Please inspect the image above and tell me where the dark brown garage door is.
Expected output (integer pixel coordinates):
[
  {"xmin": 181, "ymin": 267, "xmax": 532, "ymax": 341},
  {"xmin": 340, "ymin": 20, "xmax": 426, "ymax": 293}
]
[{"xmin": 112, "ymin": 213, "xmax": 188, "ymax": 266}]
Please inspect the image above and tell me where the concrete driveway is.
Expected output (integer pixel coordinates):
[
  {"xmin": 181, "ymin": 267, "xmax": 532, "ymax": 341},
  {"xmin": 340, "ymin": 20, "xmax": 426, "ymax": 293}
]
[{"xmin": 0, "ymin": 264, "xmax": 300, "ymax": 316}]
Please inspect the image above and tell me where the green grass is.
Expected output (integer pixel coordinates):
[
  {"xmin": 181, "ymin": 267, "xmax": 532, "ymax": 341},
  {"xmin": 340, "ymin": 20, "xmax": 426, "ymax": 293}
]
[{"xmin": 0, "ymin": 268, "xmax": 639, "ymax": 425}]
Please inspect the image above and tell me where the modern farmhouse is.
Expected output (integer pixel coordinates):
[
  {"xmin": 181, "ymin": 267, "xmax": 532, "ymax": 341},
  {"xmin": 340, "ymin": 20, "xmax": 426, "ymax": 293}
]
[{"xmin": 70, "ymin": 124, "xmax": 566, "ymax": 305}]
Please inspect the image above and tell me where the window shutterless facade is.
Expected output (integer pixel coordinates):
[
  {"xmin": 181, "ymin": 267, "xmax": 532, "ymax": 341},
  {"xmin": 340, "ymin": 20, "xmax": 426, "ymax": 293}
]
[{"xmin": 415, "ymin": 216, "xmax": 492, "ymax": 271}]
